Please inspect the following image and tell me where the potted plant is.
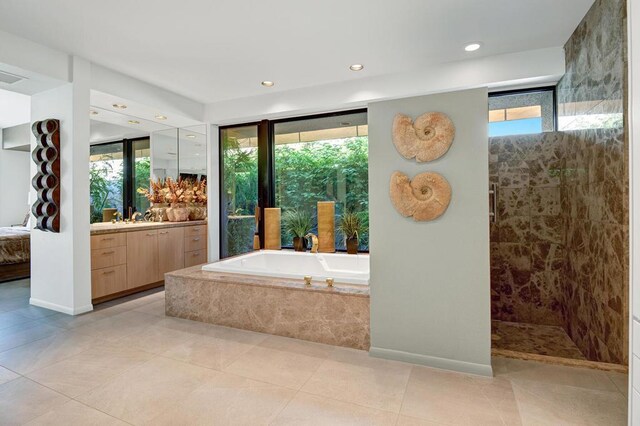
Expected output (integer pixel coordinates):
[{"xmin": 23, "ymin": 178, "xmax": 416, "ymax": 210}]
[
  {"xmin": 282, "ymin": 209, "xmax": 313, "ymax": 252},
  {"xmin": 138, "ymin": 178, "xmax": 169, "ymax": 221},
  {"xmin": 188, "ymin": 178, "xmax": 207, "ymax": 220},
  {"xmin": 338, "ymin": 211, "xmax": 363, "ymax": 254}
]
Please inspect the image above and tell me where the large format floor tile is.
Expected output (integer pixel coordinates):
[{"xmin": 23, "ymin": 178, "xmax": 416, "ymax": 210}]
[
  {"xmin": 0, "ymin": 330, "xmax": 102, "ymax": 374},
  {"xmin": 26, "ymin": 343, "xmax": 154, "ymax": 397},
  {"xmin": 147, "ymin": 371, "xmax": 296, "ymax": 425},
  {"xmin": 26, "ymin": 400, "xmax": 127, "ymax": 426},
  {"xmin": 0, "ymin": 377, "xmax": 69, "ymax": 424},
  {"xmin": 0, "ymin": 280, "xmax": 629, "ymax": 425},
  {"xmin": 224, "ymin": 345, "xmax": 325, "ymax": 390},
  {"xmin": 76, "ymin": 357, "xmax": 217, "ymax": 425},
  {"xmin": 272, "ymin": 392, "xmax": 398, "ymax": 425},
  {"xmin": 301, "ymin": 348, "xmax": 412, "ymax": 413}
]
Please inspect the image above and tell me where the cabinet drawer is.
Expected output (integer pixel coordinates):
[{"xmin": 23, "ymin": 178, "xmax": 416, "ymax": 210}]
[
  {"xmin": 185, "ymin": 249, "xmax": 207, "ymax": 267},
  {"xmin": 91, "ymin": 265, "xmax": 127, "ymax": 299},
  {"xmin": 91, "ymin": 233, "xmax": 126, "ymax": 250},
  {"xmin": 184, "ymin": 235, "xmax": 206, "ymax": 252},
  {"xmin": 185, "ymin": 225, "xmax": 207, "ymax": 237},
  {"xmin": 91, "ymin": 247, "xmax": 126, "ymax": 270}
]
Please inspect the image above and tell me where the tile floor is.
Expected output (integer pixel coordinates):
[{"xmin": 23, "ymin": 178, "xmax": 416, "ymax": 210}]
[
  {"xmin": 492, "ymin": 320, "xmax": 587, "ymax": 360},
  {"xmin": 0, "ymin": 279, "xmax": 629, "ymax": 425}
]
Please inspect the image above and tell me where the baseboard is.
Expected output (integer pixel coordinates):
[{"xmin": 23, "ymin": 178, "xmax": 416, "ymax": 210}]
[
  {"xmin": 29, "ymin": 298, "xmax": 93, "ymax": 316},
  {"xmin": 369, "ymin": 346, "xmax": 494, "ymax": 377}
]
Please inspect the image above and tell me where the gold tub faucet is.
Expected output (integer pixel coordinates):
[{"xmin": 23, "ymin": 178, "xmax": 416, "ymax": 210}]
[{"xmin": 305, "ymin": 233, "xmax": 319, "ymax": 253}]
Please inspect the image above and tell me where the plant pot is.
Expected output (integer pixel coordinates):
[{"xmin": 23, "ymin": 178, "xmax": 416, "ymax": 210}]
[
  {"xmin": 346, "ymin": 237, "xmax": 358, "ymax": 254},
  {"xmin": 293, "ymin": 236, "xmax": 307, "ymax": 252},
  {"xmin": 188, "ymin": 203, "xmax": 207, "ymax": 220},
  {"xmin": 167, "ymin": 203, "xmax": 189, "ymax": 222},
  {"xmin": 150, "ymin": 203, "xmax": 169, "ymax": 222}
]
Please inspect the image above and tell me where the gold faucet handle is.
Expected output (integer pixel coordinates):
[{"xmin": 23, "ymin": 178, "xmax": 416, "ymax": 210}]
[
  {"xmin": 326, "ymin": 278, "xmax": 334, "ymax": 287},
  {"xmin": 303, "ymin": 275, "xmax": 312, "ymax": 286}
]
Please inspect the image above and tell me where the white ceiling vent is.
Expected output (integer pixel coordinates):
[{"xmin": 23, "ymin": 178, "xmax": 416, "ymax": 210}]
[{"xmin": 0, "ymin": 70, "xmax": 26, "ymax": 84}]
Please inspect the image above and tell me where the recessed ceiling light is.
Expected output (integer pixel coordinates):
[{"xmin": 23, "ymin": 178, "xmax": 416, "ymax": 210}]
[
  {"xmin": 112, "ymin": 103, "xmax": 127, "ymax": 109},
  {"xmin": 464, "ymin": 42, "xmax": 482, "ymax": 52},
  {"xmin": 261, "ymin": 81, "xmax": 275, "ymax": 87},
  {"xmin": 155, "ymin": 115, "xmax": 167, "ymax": 120},
  {"xmin": 128, "ymin": 120, "xmax": 140, "ymax": 125},
  {"xmin": 349, "ymin": 64, "xmax": 364, "ymax": 71},
  {"xmin": 89, "ymin": 110, "xmax": 98, "ymax": 115},
  {"xmin": 186, "ymin": 134, "xmax": 196, "ymax": 139},
  {"xmin": 195, "ymin": 153, "xmax": 200, "ymax": 156}
]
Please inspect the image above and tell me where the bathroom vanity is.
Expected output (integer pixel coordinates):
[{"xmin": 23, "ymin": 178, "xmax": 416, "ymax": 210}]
[{"xmin": 90, "ymin": 221, "xmax": 207, "ymax": 303}]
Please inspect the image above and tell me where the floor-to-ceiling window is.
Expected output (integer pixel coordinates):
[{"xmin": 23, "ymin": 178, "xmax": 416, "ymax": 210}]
[
  {"xmin": 220, "ymin": 125, "xmax": 259, "ymax": 257},
  {"xmin": 219, "ymin": 110, "xmax": 368, "ymax": 258}
]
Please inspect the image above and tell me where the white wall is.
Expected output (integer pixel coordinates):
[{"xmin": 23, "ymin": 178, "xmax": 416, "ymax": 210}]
[
  {"xmin": 29, "ymin": 57, "xmax": 92, "ymax": 315},
  {"xmin": 367, "ymin": 88, "xmax": 491, "ymax": 376},
  {"xmin": 2, "ymin": 123, "xmax": 30, "ymax": 150},
  {"xmin": 0, "ymin": 131, "xmax": 30, "ymax": 226}
]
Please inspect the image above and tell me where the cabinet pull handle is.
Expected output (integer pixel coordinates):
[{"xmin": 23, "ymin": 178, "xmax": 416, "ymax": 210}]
[
  {"xmin": 102, "ymin": 251, "xmax": 115, "ymax": 255},
  {"xmin": 146, "ymin": 233, "xmax": 155, "ymax": 236},
  {"xmin": 192, "ymin": 237, "xmax": 200, "ymax": 241},
  {"xmin": 159, "ymin": 231, "xmax": 168, "ymax": 235},
  {"xmin": 103, "ymin": 270, "xmax": 115, "ymax": 275},
  {"xmin": 102, "ymin": 237, "xmax": 115, "ymax": 241},
  {"xmin": 193, "ymin": 252, "xmax": 200, "ymax": 256}
]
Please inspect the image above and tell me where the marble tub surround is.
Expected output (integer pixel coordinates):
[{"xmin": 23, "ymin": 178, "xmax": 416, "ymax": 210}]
[
  {"xmin": 165, "ymin": 266, "xmax": 370, "ymax": 350},
  {"xmin": 90, "ymin": 219, "xmax": 207, "ymax": 235}
]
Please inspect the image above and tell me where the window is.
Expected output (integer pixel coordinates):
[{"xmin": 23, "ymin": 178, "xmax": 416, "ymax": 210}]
[
  {"xmin": 488, "ymin": 88, "xmax": 555, "ymax": 137},
  {"xmin": 219, "ymin": 110, "xmax": 369, "ymax": 258},
  {"xmin": 220, "ymin": 125, "xmax": 259, "ymax": 258},
  {"xmin": 89, "ymin": 137, "xmax": 150, "ymax": 223}
]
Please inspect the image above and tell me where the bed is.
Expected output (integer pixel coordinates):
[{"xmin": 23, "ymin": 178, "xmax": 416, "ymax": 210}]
[{"xmin": 0, "ymin": 226, "xmax": 30, "ymax": 282}]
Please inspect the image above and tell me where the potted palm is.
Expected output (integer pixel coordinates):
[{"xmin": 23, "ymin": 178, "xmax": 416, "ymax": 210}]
[
  {"xmin": 282, "ymin": 209, "xmax": 313, "ymax": 252},
  {"xmin": 338, "ymin": 211, "xmax": 364, "ymax": 254}
]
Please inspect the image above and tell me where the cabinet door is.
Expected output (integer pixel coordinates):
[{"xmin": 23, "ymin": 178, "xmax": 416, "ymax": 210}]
[
  {"xmin": 126, "ymin": 230, "xmax": 159, "ymax": 288},
  {"xmin": 92, "ymin": 265, "xmax": 127, "ymax": 299},
  {"xmin": 158, "ymin": 227, "xmax": 184, "ymax": 277}
]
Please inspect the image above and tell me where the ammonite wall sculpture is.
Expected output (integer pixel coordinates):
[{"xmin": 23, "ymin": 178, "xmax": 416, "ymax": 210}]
[
  {"xmin": 31, "ymin": 119, "xmax": 60, "ymax": 232},
  {"xmin": 392, "ymin": 112, "xmax": 455, "ymax": 162},
  {"xmin": 389, "ymin": 171, "xmax": 451, "ymax": 221}
]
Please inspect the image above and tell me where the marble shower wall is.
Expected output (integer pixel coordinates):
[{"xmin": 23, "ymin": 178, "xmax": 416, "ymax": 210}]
[
  {"xmin": 557, "ymin": 0, "xmax": 628, "ymax": 364},
  {"xmin": 489, "ymin": 132, "xmax": 567, "ymax": 327}
]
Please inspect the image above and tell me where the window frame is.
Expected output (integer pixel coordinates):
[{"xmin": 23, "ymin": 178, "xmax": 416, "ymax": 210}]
[
  {"xmin": 89, "ymin": 136, "xmax": 150, "ymax": 221},
  {"xmin": 488, "ymin": 86, "xmax": 558, "ymax": 134},
  {"xmin": 218, "ymin": 108, "xmax": 368, "ymax": 258}
]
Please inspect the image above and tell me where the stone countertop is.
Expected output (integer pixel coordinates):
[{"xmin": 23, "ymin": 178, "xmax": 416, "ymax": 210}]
[
  {"xmin": 90, "ymin": 220, "xmax": 207, "ymax": 235},
  {"xmin": 166, "ymin": 264, "xmax": 370, "ymax": 298}
]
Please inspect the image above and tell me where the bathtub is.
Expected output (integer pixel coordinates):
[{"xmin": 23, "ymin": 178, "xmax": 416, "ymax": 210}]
[{"xmin": 201, "ymin": 250, "xmax": 369, "ymax": 286}]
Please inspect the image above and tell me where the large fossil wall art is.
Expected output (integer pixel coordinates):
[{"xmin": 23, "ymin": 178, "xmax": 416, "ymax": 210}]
[
  {"xmin": 389, "ymin": 171, "xmax": 451, "ymax": 221},
  {"xmin": 392, "ymin": 112, "xmax": 455, "ymax": 162},
  {"xmin": 31, "ymin": 119, "xmax": 60, "ymax": 232}
]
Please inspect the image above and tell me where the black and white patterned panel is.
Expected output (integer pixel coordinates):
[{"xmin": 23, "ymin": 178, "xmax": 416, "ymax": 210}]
[{"xmin": 31, "ymin": 119, "xmax": 60, "ymax": 232}]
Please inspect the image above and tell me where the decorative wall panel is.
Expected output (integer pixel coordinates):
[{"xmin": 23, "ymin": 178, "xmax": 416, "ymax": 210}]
[{"xmin": 31, "ymin": 119, "xmax": 60, "ymax": 232}]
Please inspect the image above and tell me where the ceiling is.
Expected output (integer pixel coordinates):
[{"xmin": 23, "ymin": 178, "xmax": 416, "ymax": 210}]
[{"xmin": 0, "ymin": 0, "xmax": 594, "ymax": 104}]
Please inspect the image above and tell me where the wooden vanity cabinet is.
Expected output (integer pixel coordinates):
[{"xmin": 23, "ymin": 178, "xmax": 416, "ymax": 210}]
[
  {"xmin": 91, "ymin": 223, "xmax": 207, "ymax": 303},
  {"xmin": 158, "ymin": 227, "xmax": 184, "ymax": 276}
]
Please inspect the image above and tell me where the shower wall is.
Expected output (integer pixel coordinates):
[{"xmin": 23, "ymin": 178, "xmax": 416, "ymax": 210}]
[
  {"xmin": 489, "ymin": 132, "xmax": 566, "ymax": 327},
  {"xmin": 557, "ymin": 0, "xmax": 628, "ymax": 364},
  {"xmin": 490, "ymin": 0, "xmax": 628, "ymax": 365}
]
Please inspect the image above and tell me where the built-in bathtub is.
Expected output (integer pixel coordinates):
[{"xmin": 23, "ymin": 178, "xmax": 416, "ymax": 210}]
[
  {"xmin": 165, "ymin": 250, "xmax": 370, "ymax": 350},
  {"xmin": 201, "ymin": 250, "xmax": 369, "ymax": 286}
]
